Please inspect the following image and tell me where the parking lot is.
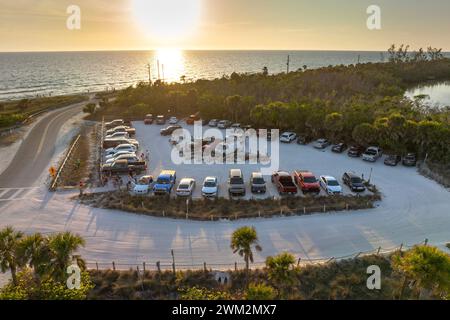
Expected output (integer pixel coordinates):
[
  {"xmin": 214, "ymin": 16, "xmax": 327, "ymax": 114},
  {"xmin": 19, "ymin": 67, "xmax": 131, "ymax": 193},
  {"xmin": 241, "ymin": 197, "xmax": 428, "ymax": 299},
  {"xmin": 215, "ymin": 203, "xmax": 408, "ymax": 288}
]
[{"xmin": 125, "ymin": 121, "xmax": 413, "ymax": 200}]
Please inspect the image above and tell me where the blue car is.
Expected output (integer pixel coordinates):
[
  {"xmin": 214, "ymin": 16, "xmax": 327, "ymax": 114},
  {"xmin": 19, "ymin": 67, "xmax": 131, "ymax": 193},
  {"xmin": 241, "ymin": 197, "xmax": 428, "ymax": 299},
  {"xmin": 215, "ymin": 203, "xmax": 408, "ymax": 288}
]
[{"xmin": 153, "ymin": 170, "xmax": 177, "ymax": 195}]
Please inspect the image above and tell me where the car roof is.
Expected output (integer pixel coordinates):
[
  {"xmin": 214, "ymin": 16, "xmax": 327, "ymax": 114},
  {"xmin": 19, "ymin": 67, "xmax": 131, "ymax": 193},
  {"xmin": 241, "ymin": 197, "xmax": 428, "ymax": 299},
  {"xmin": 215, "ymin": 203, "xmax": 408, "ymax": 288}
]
[
  {"xmin": 344, "ymin": 172, "xmax": 359, "ymax": 178},
  {"xmin": 204, "ymin": 176, "xmax": 217, "ymax": 181},
  {"xmin": 276, "ymin": 171, "xmax": 290, "ymax": 176},
  {"xmin": 298, "ymin": 171, "xmax": 314, "ymax": 176},
  {"xmin": 180, "ymin": 178, "xmax": 194, "ymax": 184},
  {"xmin": 230, "ymin": 169, "xmax": 242, "ymax": 176},
  {"xmin": 251, "ymin": 172, "xmax": 263, "ymax": 178}
]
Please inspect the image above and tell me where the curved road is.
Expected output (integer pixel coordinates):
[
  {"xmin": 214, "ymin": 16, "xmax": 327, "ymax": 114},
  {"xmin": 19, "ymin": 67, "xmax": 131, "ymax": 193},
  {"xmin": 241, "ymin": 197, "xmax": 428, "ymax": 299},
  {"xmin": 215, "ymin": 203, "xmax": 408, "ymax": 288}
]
[{"xmin": 0, "ymin": 101, "xmax": 87, "ymax": 188}]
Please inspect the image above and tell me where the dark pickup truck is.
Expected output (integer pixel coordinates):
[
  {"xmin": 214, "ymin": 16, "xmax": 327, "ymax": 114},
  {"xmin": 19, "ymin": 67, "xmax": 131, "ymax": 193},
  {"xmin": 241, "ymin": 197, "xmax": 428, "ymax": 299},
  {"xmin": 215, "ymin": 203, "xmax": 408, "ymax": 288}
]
[
  {"xmin": 271, "ymin": 171, "xmax": 298, "ymax": 195},
  {"xmin": 101, "ymin": 159, "xmax": 146, "ymax": 174}
]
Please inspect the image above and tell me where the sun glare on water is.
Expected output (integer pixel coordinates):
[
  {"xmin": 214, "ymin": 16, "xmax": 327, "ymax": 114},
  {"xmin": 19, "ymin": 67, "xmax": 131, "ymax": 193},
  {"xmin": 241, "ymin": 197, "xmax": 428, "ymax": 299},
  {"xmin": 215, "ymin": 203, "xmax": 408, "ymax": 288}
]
[{"xmin": 133, "ymin": 0, "xmax": 201, "ymax": 39}]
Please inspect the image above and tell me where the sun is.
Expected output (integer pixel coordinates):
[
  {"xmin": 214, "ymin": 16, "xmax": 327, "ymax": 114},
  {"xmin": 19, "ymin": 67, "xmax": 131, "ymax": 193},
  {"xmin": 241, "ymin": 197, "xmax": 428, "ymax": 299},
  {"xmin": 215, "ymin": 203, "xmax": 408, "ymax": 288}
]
[{"xmin": 132, "ymin": 0, "xmax": 201, "ymax": 39}]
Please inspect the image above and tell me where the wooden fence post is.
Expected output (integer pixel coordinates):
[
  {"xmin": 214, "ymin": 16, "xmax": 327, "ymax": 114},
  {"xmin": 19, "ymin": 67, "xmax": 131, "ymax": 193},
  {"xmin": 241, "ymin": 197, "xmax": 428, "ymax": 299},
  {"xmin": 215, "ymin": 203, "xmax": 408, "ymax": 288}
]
[
  {"xmin": 235, "ymin": 262, "xmax": 237, "ymax": 271},
  {"xmin": 171, "ymin": 250, "xmax": 176, "ymax": 275},
  {"xmin": 156, "ymin": 261, "xmax": 161, "ymax": 273},
  {"xmin": 377, "ymin": 246, "xmax": 381, "ymax": 255},
  {"xmin": 143, "ymin": 262, "xmax": 146, "ymax": 272},
  {"xmin": 112, "ymin": 261, "xmax": 116, "ymax": 271}
]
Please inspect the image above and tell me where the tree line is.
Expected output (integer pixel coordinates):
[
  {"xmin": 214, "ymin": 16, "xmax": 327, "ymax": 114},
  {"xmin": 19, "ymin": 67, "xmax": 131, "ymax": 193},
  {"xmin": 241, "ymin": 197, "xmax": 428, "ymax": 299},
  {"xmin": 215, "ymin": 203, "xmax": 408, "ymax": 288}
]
[{"xmin": 91, "ymin": 46, "xmax": 450, "ymax": 164}]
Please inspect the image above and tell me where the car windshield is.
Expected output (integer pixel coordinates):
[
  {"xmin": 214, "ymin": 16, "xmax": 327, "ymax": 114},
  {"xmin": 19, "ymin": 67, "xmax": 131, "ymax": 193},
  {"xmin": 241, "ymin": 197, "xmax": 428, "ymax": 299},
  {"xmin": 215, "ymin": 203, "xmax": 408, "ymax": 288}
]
[
  {"xmin": 230, "ymin": 177, "xmax": 243, "ymax": 184},
  {"xmin": 178, "ymin": 184, "xmax": 189, "ymax": 189},
  {"xmin": 327, "ymin": 180, "xmax": 339, "ymax": 186},
  {"xmin": 351, "ymin": 177, "xmax": 362, "ymax": 183},
  {"xmin": 156, "ymin": 178, "xmax": 169, "ymax": 184},
  {"xmin": 304, "ymin": 177, "xmax": 317, "ymax": 183},
  {"xmin": 365, "ymin": 150, "xmax": 377, "ymax": 155},
  {"xmin": 204, "ymin": 181, "xmax": 216, "ymax": 187},
  {"xmin": 252, "ymin": 178, "xmax": 265, "ymax": 184}
]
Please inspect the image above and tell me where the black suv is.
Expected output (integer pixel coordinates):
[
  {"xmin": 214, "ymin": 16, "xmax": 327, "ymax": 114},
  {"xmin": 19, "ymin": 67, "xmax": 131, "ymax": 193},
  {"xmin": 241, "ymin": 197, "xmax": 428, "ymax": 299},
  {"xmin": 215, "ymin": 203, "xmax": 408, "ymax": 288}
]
[
  {"xmin": 342, "ymin": 172, "xmax": 366, "ymax": 192},
  {"xmin": 402, "ymin": 153, "xmax": 417, "ymax": 167},
  {"xmin": 332, "ymin": 143, "xmax": 347, "ymax": 153}
]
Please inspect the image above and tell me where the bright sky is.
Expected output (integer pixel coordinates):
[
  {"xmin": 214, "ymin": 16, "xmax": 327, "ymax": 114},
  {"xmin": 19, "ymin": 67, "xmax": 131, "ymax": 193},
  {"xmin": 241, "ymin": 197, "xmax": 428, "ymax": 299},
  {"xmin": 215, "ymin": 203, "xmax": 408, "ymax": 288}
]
[{"xmin": 0, "ymin": 0, "xmax": 449, "ymax": 52}]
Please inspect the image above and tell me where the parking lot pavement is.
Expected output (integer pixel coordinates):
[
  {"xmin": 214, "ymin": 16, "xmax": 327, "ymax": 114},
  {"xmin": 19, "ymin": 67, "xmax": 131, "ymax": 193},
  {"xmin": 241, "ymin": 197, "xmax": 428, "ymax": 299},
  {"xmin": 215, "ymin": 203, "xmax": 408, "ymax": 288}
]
[{"xmin": 128, "ymin": 121, "xmax": 392, "ymax": 200}]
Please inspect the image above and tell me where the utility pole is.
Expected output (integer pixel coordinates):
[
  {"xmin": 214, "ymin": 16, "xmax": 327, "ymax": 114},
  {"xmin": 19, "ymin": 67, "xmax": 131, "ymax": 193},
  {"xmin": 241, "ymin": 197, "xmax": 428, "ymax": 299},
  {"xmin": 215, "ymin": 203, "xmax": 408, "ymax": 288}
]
[
  {"xmin": 147, "ymin": 63, "xmax": 152, "ymax": 84},
  {"xmin": 357, "ymin": 54, "xmax": 361, "ymax": 64},
  {"xmin": 162, "ymin": 64, "xmax": 165, "ymax": 82},
  {"xmin": 286, "ymin": 55, "xmax": 290, "ymax": 73}
]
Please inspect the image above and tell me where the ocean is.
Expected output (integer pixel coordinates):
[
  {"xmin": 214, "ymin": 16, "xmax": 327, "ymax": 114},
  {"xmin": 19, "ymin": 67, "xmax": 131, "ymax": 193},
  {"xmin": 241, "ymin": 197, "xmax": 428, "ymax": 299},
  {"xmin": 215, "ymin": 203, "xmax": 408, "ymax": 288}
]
[{"xmin": 0, "ymin": 50, "xmax": 449, "ymax": 101}]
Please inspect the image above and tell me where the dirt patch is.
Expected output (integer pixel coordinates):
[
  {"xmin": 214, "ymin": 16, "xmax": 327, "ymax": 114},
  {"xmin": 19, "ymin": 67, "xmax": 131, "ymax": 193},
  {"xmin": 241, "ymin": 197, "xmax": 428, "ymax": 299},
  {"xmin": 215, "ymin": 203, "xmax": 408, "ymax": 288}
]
[
  {"xmin": 418, "ymin": 161, "xmax": 450, "ymax": 188},
  {"xmin": 78, "ymin": 190, "xmax": 381, "ymax": 221}
]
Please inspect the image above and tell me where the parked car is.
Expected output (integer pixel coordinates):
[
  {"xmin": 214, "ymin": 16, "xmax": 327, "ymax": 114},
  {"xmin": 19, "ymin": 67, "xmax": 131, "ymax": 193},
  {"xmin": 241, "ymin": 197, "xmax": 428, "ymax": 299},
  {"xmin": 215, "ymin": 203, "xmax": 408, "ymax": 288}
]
[
  {"xmin": 271, "ymin": 171, "xmax": 297, "ymax": 195},
  {"xmin": 186, "ymin": 114, "xmax": 200, "ymax": 125},
  {"xmin": 168, "ymin": 116, "xmax": 179, "ymax": 124},
  {"xmin": 160, "ymin": 125, "xmax": 182, "ymax": 136},
  {"xmin": 296, "ymin": 135, "xmax": 312, "ymax": 145},
  {"xmin": 153, "ymin": 170, "xmax": 177, "ymax": 195},
  {"xmin": 144, "ymin": 114, "xmax": 153, "ymax": 125},
  {"xmin": 102, "ymin": 159, "xmax": 146, "ymax": 174},
  {"xmin": 242, "ymin": 125, "xmax": 253, "ymax": 131},
  {"xmin": 280, "ymin": 132, "xmax": 297, "ymax": 143},
  {"xmin": 384, "ymin": 155, "xmax": 401, "ymax": 166},
  {"xmin": 208, "ymin": 119, "xmax": 219, "ymax": 127},
  {"xmin": 314, "ymin": 139, "xmax": 330, "ymax": 149},
  {"xmin": 105, "ymin": 119, "xmax": 124, "ymax": 129},
  {"xmin": 105, "ymin": 150, "xmax": 136, "ymax": 161},
  {"xmin": 319, "ymin": 175, "xmax": 342, "ymax": 195},
  {"xmin": 342, "ymin": 172, "xmax": 366, "ymax": 192},
  {"xmin": 105, "ymin": 131, "xmax": 129, "ymax": 139},
  {"xmin": 218, "ymin": 120, "xmax": 232, "ymax": 129},
  {"xmin": 293, "ymin": 170, "xmax": 320, "ymax": 194},
  {"xmin": 176, "ymin": 178, "xmax": 196, "ymax": 197},
  {"xmin": 104, "ymin": 144, "xmax": 137, "ymax": 157},
  {"xmin": 105, "ymin": 154, "xmax": 140, "ymax": 164},
  {"xmin": 362, "ymin": 146, "xmax": 383, "ymax": 162},
  {"xmin": 228, "ymin": 169, "xmax": 246, "ymax": 196},
  {"xmin": 231, "ymin": 123, "xmax": 241, "ymax": 130},
  {"xmin": 156, "ymin": 115, "xmax": 165, "ymax": 125},
  {"xmin": 250, "ymin": 172, "xmax": 266, "ymax": 194},
  {"xmin": 103, "ymin": 138, "xmax": 139, "ymax": 150},
  {"xmin": 347, "ymin": 145, "xmax": 365, "ymax": 157},
  {"xmin": 402, "ymin": 153, "xmax": 417, "ymax": 167},
  {"xmin": 105, "ymin": 126, "xmax": 136, "ymax": 137},
  {"xmin": 133, "ymin": 176, "xmax": 154, "ymax": 195},
  {"xmin": 202, "ymin": 176, "xmax": 219, "ymax": 198},
  {"xmin": 331, "ymin": 143, "xmax": 347, "ymax": 153}
]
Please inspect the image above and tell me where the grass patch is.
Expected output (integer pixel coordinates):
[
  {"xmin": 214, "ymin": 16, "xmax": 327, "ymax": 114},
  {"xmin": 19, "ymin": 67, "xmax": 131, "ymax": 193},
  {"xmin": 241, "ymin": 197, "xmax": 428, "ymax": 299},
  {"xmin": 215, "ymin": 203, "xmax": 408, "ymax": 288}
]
[
  {"xmin": 79, "ymin": 190, "xmax": 381, "ymax": 220},
  {"xmin": 87, "ymin": 254, "xmax": 416, "ymax": 300}
]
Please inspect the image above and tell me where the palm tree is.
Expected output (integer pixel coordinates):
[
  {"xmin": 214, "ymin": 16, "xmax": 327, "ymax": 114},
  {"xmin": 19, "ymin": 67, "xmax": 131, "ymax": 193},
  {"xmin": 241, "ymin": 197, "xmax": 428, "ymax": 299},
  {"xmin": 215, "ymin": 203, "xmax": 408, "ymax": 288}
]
[
  {"xmin": 230, "ymin": 226, "xmax": 262, "ymax": 285},
  {"xmin": 17, "ymin": 233, "xmax": 51, "ymax": 280},
  {"xmin": 393, "ymin": 245, "xmax": 450, "ymax": 299},
  {"xmin": 0, "ymin": 226, "xmax": 24, "ymax": 286},
  {"xmin": 265, "ymin": 252, "xmax": 296, "ymax": 298},
  {"xmin": 47, "ymin": 232, "xmax": 86, "ymax": 282}
]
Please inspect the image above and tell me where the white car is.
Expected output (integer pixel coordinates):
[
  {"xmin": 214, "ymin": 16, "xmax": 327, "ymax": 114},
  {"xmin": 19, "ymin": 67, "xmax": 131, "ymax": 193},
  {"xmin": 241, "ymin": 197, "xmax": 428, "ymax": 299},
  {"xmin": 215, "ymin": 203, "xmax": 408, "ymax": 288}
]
[
  {"xmin": 218, "ymin": 120, "xmax": 231, "ymax": 129},
  {"xmin": 280, "ymin": 132, "xmax": 297, "ymax": 143},
  {"xmin": 176, "ymin": 178, "xmax": 196, "ymax": 197},
  {"xmin": 133, "ymin": 176, "xmax": 154, "ymax": 195},
  {"xmin": 105, "ymin": 131, "xmax": 129, "ymax": 139},
  {"xmin": 319, "ymin": 175, "xmax": 342, "ymax": 195},
  {"xmin": 362, "ymin": 146, "xmax": 383, "ymax": 162},
  {"xmin": 105, "ymin": 154, "xmax": 140, "ymax": 164},
  {"xmin": 105, "ymin": 144, "xmax": 137, "ymax": 156},
  {"xmin": 169, "ymin": 117, "xmax": 179, "ymax": 124},
  {"xmin": 105, "ymin": 150, "xmax": 136, "ymax": 161},
  {"xmin": 202, "ymin": 176, "xmax": 219, "ymax": 198}
]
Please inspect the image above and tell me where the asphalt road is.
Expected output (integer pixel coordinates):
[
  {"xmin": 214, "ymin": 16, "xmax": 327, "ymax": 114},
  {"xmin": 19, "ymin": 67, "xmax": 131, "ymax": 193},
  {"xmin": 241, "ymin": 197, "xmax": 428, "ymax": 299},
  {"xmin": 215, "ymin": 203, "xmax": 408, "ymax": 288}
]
[{"xmin": 0, "ymin": 101, "xmax": 87, "ymax": 189}]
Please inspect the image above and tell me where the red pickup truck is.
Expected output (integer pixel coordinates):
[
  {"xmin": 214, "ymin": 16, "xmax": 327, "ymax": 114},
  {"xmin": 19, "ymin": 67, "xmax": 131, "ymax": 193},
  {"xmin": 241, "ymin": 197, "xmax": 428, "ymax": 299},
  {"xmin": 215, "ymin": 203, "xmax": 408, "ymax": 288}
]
[
  {"xmin": 271, "ymin": 171, "xmax": 298, "ymax": 195},
  {"xmin": 293, "ymin": 170, "xmax": 320, "ymax": 194}
]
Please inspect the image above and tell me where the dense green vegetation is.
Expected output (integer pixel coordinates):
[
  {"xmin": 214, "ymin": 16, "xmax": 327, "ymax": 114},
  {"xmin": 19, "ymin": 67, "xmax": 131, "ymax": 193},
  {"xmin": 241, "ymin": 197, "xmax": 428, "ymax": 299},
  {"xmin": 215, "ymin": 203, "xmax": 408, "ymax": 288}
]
[
  {"xmin": 94, "ymin": 47, "xmax": 450, "ymax": 164},
  {"xmin": 0, "ymin": 227, "xmax": 92, "ymax": 300},
  {"xmin": 0, "ymin": 94, "xmax": 87, "ymax": 128}
]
